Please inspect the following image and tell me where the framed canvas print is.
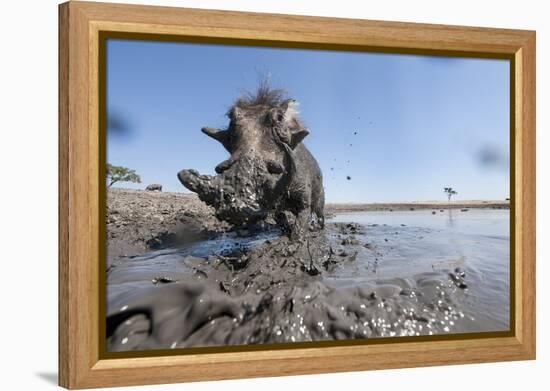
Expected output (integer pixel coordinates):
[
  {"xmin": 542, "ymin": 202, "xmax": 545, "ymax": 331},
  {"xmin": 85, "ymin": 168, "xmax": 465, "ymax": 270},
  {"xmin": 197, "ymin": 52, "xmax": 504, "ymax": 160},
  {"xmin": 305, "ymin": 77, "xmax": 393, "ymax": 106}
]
[{"xmin": 58, "ymin": 1, "xmax": 536, "ymax": 389}]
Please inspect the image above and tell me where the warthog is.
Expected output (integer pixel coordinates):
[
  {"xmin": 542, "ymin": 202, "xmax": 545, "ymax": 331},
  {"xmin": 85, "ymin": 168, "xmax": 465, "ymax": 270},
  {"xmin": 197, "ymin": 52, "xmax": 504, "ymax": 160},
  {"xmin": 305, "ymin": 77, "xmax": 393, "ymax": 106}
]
[
  {"xmin": 145, "ymin": 184, "xmax": 162, "ymax": 191},
  {"xmin": 177, "ymin": 85, "xmax": 324, "ymax": 239}
]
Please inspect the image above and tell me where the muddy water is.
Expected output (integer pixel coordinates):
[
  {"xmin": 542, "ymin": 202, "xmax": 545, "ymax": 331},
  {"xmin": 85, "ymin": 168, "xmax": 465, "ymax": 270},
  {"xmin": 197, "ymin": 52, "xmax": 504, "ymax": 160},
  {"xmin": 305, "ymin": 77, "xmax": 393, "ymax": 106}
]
[
  {"xmin": 328, "ymin": 209, "xmax": 510, "ymax": 331},
  {"xmin": 106, "ymin": 209, "xmax": 509, "ymax": 351}
]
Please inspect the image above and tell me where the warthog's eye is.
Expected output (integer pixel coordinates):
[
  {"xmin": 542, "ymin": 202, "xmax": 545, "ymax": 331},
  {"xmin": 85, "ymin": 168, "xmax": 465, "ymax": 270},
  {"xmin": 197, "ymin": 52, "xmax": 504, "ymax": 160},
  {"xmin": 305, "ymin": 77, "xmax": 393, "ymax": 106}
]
[{"xmin": 266, "ymin": 160, "xmax": 284, "ymax": 175}]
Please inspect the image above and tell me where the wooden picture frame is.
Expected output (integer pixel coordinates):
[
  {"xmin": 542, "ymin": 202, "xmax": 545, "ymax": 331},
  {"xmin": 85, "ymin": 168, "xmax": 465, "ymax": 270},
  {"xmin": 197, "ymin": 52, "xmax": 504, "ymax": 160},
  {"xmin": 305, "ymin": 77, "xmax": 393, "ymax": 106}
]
[{"xmin": 59, "ymin": 1, "xmax": 536, "ymax": 389}]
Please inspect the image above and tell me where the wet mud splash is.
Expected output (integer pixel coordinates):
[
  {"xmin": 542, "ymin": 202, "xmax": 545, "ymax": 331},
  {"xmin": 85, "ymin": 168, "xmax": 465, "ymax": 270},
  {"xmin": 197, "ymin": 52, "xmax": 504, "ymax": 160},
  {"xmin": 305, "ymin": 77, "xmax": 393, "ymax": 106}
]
[{"xmin": 106, "ymin": 212, "xmax": 509, "ymax": 351}]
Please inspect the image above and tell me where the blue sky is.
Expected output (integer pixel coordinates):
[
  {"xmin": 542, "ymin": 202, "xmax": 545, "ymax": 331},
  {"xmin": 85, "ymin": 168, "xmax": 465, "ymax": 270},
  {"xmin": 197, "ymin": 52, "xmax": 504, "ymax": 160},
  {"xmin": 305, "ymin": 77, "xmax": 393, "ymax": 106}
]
[{"xmin": 106, "ymin": 39, "xmax": 510, "ymax": 203}]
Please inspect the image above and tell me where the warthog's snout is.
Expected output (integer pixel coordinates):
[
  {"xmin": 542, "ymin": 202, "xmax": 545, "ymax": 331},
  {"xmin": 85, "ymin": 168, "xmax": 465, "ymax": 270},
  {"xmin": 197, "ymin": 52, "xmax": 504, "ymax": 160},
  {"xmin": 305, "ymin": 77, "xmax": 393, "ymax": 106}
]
[{"xmin": 177, "ymin": 169, "xmax": 194, "ymax": 187}]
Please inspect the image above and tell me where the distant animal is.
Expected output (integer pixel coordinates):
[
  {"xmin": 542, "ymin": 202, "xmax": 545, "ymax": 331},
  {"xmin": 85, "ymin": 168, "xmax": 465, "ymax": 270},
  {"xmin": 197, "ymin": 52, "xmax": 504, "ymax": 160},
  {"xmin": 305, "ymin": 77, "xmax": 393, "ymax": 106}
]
[{"xmin": 145, "ymin": 184, "xmax": 162, "ymax": 191}]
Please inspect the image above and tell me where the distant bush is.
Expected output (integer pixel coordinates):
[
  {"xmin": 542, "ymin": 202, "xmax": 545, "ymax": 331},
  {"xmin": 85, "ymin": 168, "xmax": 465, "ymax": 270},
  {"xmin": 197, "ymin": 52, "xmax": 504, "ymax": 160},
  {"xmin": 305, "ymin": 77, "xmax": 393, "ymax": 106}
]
[{"xmin": 107, "ymin": 164, "xmax": 141, "ymax": 188}]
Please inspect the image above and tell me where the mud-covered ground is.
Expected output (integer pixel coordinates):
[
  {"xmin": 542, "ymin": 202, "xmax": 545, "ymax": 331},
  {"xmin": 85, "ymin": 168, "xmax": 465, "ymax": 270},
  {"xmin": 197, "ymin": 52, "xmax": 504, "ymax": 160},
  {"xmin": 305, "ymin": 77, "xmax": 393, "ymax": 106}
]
[
  {"xmin": 107, "ymin": 188, "xmax": 229, "ymax": 267},
  {"xmin": 107, "ymin": 188, "xmax": 508, "ymax": 263},
  {"xmin": 106, "ymin": 189, "xmax": 510, "ymax": 351}
]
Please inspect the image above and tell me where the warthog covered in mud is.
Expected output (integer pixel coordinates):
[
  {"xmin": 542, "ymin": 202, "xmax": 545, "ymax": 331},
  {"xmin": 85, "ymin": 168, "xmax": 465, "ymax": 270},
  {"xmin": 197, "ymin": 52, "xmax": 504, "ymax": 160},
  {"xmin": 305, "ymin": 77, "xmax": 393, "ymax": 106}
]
[{"xmin": 177, "ymin": 85, "xmax": 324, "ymax": 239}]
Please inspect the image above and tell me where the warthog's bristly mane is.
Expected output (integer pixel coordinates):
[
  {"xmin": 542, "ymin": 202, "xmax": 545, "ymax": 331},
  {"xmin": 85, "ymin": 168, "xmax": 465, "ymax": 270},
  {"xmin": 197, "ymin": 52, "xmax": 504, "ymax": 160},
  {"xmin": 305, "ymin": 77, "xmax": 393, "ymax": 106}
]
[
  {"xmin": 227, "ymin": 82, "xmax": 289, "ymax": 116},
  {"xmin": 226, "ymin": 82, "xmax": 305, "ymax": 134}
]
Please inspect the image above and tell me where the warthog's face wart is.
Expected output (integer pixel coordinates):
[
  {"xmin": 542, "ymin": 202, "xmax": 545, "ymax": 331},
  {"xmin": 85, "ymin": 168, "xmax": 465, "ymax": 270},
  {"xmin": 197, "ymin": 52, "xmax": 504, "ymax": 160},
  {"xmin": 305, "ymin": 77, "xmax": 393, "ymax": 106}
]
[{"xmin": 178, "ymin": 87, "xmax": 309, "ymax": 227}]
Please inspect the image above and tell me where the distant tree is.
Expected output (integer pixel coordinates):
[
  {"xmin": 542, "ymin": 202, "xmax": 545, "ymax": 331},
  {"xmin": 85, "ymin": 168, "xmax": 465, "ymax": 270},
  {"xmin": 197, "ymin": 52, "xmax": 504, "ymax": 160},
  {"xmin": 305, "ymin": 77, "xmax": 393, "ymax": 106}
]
[
  {"xmin": 443, "ymin": 187, "xmax": 458, "ymax": 202},
  {"xmin": 107, "ymin": 164, "xmax": 141, "ymax": 188}
]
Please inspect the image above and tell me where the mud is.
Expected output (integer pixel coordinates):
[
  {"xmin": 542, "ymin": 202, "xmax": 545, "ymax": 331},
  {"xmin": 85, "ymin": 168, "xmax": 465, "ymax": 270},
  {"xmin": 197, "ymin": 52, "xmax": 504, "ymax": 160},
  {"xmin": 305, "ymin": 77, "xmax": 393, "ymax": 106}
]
[
  {"xmin": 106, "ymin": 188, "xmax": 229, "ymax": 267},
  {"xmin": 106, "ymin": 217, "xmax": 504, "ymax": 351},
  {"xmin": 106, "ymin": 189, "xmax": 509, "ymax": 351}
]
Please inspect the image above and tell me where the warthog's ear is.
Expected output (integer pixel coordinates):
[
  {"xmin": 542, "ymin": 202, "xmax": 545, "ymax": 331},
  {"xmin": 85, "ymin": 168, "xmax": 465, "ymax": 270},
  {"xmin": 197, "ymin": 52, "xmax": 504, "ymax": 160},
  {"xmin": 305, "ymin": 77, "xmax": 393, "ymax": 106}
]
[
  {"xmin": 289, "ymin": 128, "xmax": 309, "ymax": 148},
  {"xmin": 269, "ymin": 99, "xmax": 309, "ymax": 149},
  {"xmin": 201, "ymin": 127, "xmax": 232, "ymax": 152}
]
